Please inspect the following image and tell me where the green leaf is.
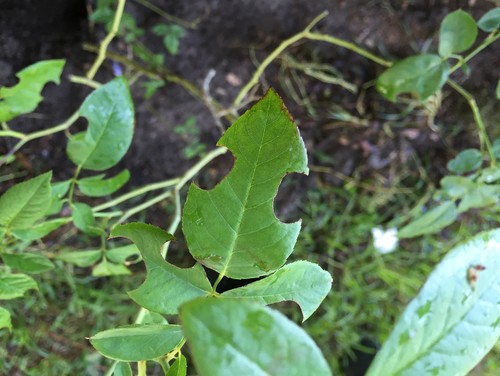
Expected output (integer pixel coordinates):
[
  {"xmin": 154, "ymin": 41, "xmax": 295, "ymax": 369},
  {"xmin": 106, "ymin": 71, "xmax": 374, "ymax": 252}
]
[
  {"xmin": 366, "ymin": 229, "xmax": 500, "ymax": 376},
  {"xmin": 47, "ymin": 180, "xmax": 71, "ymax": 215},
  {"xmin": 71, "ymin": 202, "xmax": 96, "ymax": 233},
  {"xmin": 0, "ymin": 273, "xmax": 38, "ymax": 299},
  {"xmin": 496, "ymin": 79, "xmax": 500, "ymax": 100},
  {"xmin": 55, "ymin": 249, "xmax": 102, "ymax": 267},
  {"xmin": 11, "ymin": 218, "xmax": 67, "ymax": 241},
  {"xmin": 398, "ymin": 201, "xmax": 457, "ymax": 238},
  {"xmin": 180, "ymin": 298, "xmax": 331, "ymax": 376},
  {"xmin": 440, "ymin": 176, "xmax": 475, "ymax": 198},
  {"xmin": 113, "ymin": 362, "xmax": 132, "ymax": 376},
  {"xmin": 0, "ymin": 172, "xmax": 52, "ymax": 229},
  {"xmin": 0, "ymin": 60, "xmax": 65, "ymax": 122},
  {"xmin": 376, "ymin": 54, "xmax": 449, "ymax": 102},
  {"xmin": 110, "ymin": 223, "xmax": 212, "ymax": 314},
  {"xmin": 222, "ymin": 261, "xmax": 331, "ymax": 321},
  {"xmin": 182, "ymin": 89, "xmax": 308, "ymax": 279},
  {"xmin": 479, "ymin": 167, "xmax": 500, "ymax": 183},
  {"xmin": 478, "ymin": 8, "xmax": 500, "ymax": 32},
  {"xmin": 438, "ymin": 10, "xmax": 478, "ymax": 57},
  {"xmin": 457, "ymin": 185, "xmax": 500, "ymax": 213},
  {"xmin": 2, "ymin": 253, "xmax": 54, "ymax": 274},
  {"xmin": 166, "ymin": 354, "xmax": 187, "ymax": 376},
  {"xmin": 66, "ymin": 77, "xmax": 134, "ymax": 170},
  {"xmin": 447, "ymin": 149, "xmax": 483, "ymax": 173},
  {"xmin": 90, "ymin": 324, "xmax": 183, "ymax": 362},
  {"xmin": 106, "ymin": 244, "xmax": 140, "ymax": 264},
  {"xmin": 164, "ymin": 34, "xmax": 180, "ymax": 55},
  {"xmin": 77, "ymin": 170, "xmax": 130, "ymax": 197},
  {"xmin": 92, "ymin": 259, "xmax": 131, "ymax": 277},
  {"xmin": 0, "ymin": 307, "xmax": 12, "ymax": 332}
]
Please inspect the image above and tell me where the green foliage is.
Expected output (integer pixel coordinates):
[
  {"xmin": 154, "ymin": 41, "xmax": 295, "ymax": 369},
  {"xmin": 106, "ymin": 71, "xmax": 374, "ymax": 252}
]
[
  {"xmin": 2, "ymin": 253, "xmax": 54, "ymax": 274},
  {"xmin": 0, "ymin": 273, "xmax": 38, "ymax": 299},
  {"xmin": 152, "ymin": 23, "xmax": 186, "ymax": 55},
  {"xmin": 477, "ymin": 8, "xmax": 500, "ymax": 32},
  {"xmin": 173, "ymin": 116, "xmax": 207, "ymax": 160},
  {"xmin": 447, "ymin": 148, "xmax": 483, "ymax": 174},
  {"xmin": 0, "ymin": 171, "xmax": 52, "ymax": 231},
  {"xmin": 438, "ymin": 10, "xmax": 477, "ymax": 57},
  {"xmin": 398, "ymin": 201, "xmax": 457, "ymax": 239},
  {"xmin": 0, "ymin": 306, "xmax": 12, "ymax": 331},
  {"xmin": 183, "ymin": 90, "xmax": 309, "ymax": 279},
  {"xmin": 0, "ymin": 60, "xmax": 65, "ymax": 122},
  {"xmin": 77, "ymin": 170, "xmax": 130, "ymax": 197},
  {"xmin": 222, "ymin": 261, "xmax": 331, "ymax": 321},
  {"xmin": 366, "ymin": 230, "xmax": 500, "ymax": 376},
  {"xmin": 376, "ymin": 54, "xmax": 449, "ymax": 101},
  {"xmin": 67, "ymin": 77, "xmax": 134, "ymax": 171},
  {"xmin": 180, "ymin": 298, "xmax": 332, "ymax": 376},
  {"xmin": 89, "ymin": 324, "xmax": 183, "ymax": 361}
]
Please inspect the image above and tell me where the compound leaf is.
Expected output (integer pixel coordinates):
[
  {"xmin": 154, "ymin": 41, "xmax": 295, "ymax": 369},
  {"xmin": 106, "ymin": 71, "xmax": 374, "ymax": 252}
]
[
  {"xmin": 2, "ymin": 253, "xmax": 54, "ymax": 274},
  {"xmin": 0, "ymin": 273, "xmax": 38, "ymax": 300},
  {"xmin": 366, "ymin": 229, "xmax": 500, "ymax": 376},
  {"xmin": 110, "ymin": 223, "xmax": 212, "ymax": 315},
  {"xmin": 77, "ymin": 169, "xmax": 130, "ymax": 197},
  {"xmin": 478, "ymin": 8, "xmax": 500, "ymax": 32},
  {"xmin": 182, "ymin": 89, "xmax": 308, "ymax": 279},
  {"xmin": 67, "ymin": 77, "xmax": 134, "ymax": 171},
  {"xmin": 439, "ymin": 10, "xmax": 478, "ymax": 57},
  {"xmin": 0, "ymin": 172, "xmax": 52, "ymax": 230},
  {"xmin": 0, "ymin": 60, "xmax": 65, "ymax": 122},
  {"xmin": 376, "ymin": 54, "xmax": 449, "ymax": 102},
  {"xmin": 180, "ymin": 298, "xmax": 331, "ymax": 376},
  {"xmin": 398, "ymin": 201, "xmax": 457, "ymax": 239},
  {"xmin": 222, "ymin": 261, "xmax": 331, "ymax": 321},
  {"xmin": 90, "ymin": 324, "xmax": 183, "ymax": 362}
]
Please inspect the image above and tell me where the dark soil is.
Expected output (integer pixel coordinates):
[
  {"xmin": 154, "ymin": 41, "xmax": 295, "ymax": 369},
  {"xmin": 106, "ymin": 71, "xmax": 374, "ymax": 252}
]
[{"xmin": 1, "ymin": 0, "xmax": 499, "ymax": 374}]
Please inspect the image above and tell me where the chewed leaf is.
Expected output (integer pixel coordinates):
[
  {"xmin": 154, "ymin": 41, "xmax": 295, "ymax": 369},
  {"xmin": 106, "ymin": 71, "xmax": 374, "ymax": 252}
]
[
  {"xmin": 0, "ymin": 60, "xmax": 65, "ymax": 122},
  {"xmin": 366, "ymin": 230, "xmax": 500, "ymax": 376},
  {"xmin": 222, "ymin": 261, "xmax": 332, "ymax": 321},
  {"xmin": 376, "ymin": 54, "xmax": 449, "ymax": 102},
  {"xmin": 66, "ymin": 77, "xmax": 134, "ymax": 171},
  {"xmin": 182, "ymin": 89, "xmax": 308, "ymax": 279},
  {"xmin": 110, "ymin": 223, "xmax": 212, "ymax": 314}
]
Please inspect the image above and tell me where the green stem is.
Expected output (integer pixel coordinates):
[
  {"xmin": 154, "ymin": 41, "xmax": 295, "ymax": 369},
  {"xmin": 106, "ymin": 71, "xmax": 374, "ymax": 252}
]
[
  {"xmin": 447, "ymin": 79, "xmax": 495, "ymax": 166},
  {"xmin": 92, "ymin": 178, "xmax": 179, "ymax": 212},
  {"xmin": 131, "ymin": 0, "xmax": 200, "ymax": 29},
  {"xmin": 86, "ymin": 0, "xmax": 126, "ymax": 79},
  {"xmin": 450, "ymin": 31, "xmax": 500, "ymax": 74},
  {"xmin": 69, "ymin": 75, "xmax": 102, "ymax": 89},
  {"xmin": 0, "ymin": 111, "xmax": 79, "ymax": 167},
  {"xmin": 0, "ymin": 129, "xmax": 25, "ymax": 139},
  {"xmin": 137, "ymin": 361, "xmax": 147, "ymax": 376},
  {"xmin": 114, "ymin": 190, "xmax": 173, "ymax": 225},
  {"xmin": 233, "ymin": 11, "xmax": 391, "ymax": 107}
]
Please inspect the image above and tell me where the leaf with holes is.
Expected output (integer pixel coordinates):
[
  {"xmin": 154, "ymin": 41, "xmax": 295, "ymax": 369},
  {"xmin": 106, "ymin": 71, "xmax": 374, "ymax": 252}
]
[
  {"xmin": 222, "ymin": 261, "xmax": 331, "ymax": 321},
  {"xmin": 66, "ymin": 77, "xmax": 134, "ymax": 171},
  {"xmin": 110, "ymin": 223, "xmax": 212, "ymax": 314},
  {"xmin": 182, "ymin": 89, "xmax": 308, "ymax": 279},
  {"xmin": 376, "ymin": 54, "xmax": 449, "ymax": 102},
  {"xmin": 366, "ymin": 229, "xmax": 500, "ymax": 376},
  {"xmin": 180, "ymin": 298, "xmax": 331, "ymax": 376},
  {"xmin": 0, "ymin": 60, "xmax": 65, "ymax": 122}
]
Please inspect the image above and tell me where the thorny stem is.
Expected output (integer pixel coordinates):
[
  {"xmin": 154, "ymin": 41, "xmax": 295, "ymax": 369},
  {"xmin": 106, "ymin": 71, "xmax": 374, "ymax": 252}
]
[
  {"xmin": 447, "ymin": 79, "xmax": 496, "ymax": 166},
  {"xmin": 86, "ymin": 0, "xmax": 126, "ymax": 79}
]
